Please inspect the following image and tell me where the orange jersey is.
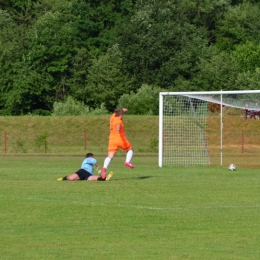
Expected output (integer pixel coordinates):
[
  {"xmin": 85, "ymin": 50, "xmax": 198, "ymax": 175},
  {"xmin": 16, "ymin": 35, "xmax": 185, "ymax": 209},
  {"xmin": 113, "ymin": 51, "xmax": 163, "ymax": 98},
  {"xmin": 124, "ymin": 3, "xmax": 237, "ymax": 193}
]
[
  {"xmin": 109, "ymin": 113, "xmax": 125, "ymax": 138},
  {"xmin": 108, "ymin": 113, "xmax": 131, "ymax": 152}
]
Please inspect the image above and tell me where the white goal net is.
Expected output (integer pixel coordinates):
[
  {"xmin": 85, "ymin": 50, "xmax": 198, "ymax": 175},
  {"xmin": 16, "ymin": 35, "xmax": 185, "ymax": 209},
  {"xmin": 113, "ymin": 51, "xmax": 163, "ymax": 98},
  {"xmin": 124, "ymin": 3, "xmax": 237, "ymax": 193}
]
[{"xmin": 159, "ymin": 90, "xmax": 260, "ymax": 167}]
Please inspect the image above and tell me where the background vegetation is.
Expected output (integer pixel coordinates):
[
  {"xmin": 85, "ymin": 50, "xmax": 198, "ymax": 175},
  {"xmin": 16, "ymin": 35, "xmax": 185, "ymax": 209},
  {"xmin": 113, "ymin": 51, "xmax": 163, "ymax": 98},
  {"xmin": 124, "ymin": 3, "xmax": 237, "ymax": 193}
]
[
  {"xmin": 1, "ymin": 114, "xmax": 260, "ymax": 167},
  {"xmin": 1, "ymin": 0, "xmax": 260, "ymax": 115}
]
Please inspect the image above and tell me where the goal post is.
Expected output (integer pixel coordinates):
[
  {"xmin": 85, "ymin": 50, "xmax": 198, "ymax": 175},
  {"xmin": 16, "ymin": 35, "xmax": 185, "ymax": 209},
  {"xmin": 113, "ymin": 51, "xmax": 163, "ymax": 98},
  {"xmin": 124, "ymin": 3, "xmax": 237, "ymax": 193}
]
[{"xmin": 159, "ymin": 90, "xmax": 260, "ymax": 167}]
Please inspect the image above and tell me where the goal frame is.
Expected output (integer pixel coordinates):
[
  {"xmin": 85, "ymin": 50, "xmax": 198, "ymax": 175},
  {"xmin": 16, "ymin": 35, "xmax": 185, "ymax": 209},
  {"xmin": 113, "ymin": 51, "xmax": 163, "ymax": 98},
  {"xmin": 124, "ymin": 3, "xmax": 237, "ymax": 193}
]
[{"xmin": 159, "ymin": 90, "xmax": 260, "ymax": 167}]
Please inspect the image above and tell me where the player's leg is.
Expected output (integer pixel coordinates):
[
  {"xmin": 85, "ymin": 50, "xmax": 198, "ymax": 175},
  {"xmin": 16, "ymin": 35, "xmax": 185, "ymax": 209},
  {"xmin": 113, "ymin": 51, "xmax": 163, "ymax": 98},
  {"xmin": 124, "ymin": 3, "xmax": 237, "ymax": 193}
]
[
  {"xmin": 124, "ymin": 149, "xmax": 134, "ymax": 168},
  {"xmin": 57, "ymin": 173, "xmax": 79, "ymax": 181},
  {"xmin": 123, "ymin": 141, "xmax": 134, "ymax": 168},
  {"xmin": 87, "ymin": 175, "xmax": 106, "ymax": 181},
  {"xmin": 102, "ymin": 139, "xmax": 118, "ymax": 179},
  {"xmin": 102, "ymin": 151, "xmax": 116, "ymax": 179},
  {"xmin": 66, "ymin": 173, "xmax": 80, "ymax": 180}
]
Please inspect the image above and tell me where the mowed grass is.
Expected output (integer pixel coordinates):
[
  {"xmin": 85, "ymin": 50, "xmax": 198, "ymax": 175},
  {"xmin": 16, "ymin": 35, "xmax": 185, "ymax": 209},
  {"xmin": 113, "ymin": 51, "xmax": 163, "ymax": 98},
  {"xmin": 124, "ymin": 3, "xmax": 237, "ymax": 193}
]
[{"xmin": 1, "ymin": 156, "xmax": 260, "ymax": 260}]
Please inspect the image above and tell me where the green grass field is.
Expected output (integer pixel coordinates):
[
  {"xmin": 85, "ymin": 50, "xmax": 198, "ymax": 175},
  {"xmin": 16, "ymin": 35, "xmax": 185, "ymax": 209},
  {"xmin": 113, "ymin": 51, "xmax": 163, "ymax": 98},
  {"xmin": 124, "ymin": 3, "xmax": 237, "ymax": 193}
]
[{"xmin": 1, "ymin": 155, "xmax": 260, "ymax": 259}]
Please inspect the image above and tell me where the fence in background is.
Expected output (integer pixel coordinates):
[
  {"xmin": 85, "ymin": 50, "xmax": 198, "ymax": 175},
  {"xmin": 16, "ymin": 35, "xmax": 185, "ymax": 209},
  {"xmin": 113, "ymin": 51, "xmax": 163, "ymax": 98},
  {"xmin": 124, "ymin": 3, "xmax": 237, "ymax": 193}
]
[{"xmin": 1, "ymin": 130, "xmax": 260, "ymax": 167}]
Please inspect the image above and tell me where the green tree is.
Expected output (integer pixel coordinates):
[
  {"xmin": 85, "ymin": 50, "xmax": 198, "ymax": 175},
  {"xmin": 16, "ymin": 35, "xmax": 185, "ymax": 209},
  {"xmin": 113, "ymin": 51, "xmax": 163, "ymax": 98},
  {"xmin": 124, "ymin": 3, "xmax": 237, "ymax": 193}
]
[
  {"xmin": 235, "ymin": 68, "xmax": 260, "ymax": 90},
  {"xmin": 170, "ymin": 46, "xmax": 240, "ymax": 92},
  {"xmin": 0, "ymin": 0, "xmax": 75, "ymax": 114},
  {"xmin": 69, "ymin": 47, "xmax": 92, "ymax": 101},
  {"xmin": 86, "ymin": 44, "xmax": 134, "ymax": 111},
  {"xmin": 0, "ymin": 10, "xmax": 30, "ymax": 114},
  {"xmin": 117, "ymin": 84, "xmax": 162, "ymax": 115},
  {"xmin": 215, "ymin": 2, "xmax": 260, "ymax": 51},
  {"xmin": 0, "ymin": 0, "xmax": 36, "ymax": 24},
  {"xmin": 0, "ymin": 0, "xmax": 136, "ymax": 114},
  {"xmin": 70, "ymin": 0, "xmax": 135, "ymax": 55},
  {"xmin": 191, "ymin": 47, "xmax": 239, "ymax": 91},
  {"xmin": 231, "ymin": 41, "xmax": 260, "ymax": 72},
  {"xmin": 117, "ymin": 0, "xmax": 208, "ymax": 90},
  {"xmin": 179, "ymin": 0, "xmax": 231, "ymax": 42},
  {"xmin": 13, "ymin": 3, "xmax": 75, "ymax": 114}
]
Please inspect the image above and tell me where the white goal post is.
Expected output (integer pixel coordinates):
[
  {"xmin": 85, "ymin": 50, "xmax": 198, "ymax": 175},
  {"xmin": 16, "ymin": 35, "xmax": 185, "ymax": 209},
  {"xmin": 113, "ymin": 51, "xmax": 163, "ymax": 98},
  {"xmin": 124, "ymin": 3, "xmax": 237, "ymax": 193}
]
[{"xmin": 159, "ymin": 90, "xmax": 260, "ymax": 167}]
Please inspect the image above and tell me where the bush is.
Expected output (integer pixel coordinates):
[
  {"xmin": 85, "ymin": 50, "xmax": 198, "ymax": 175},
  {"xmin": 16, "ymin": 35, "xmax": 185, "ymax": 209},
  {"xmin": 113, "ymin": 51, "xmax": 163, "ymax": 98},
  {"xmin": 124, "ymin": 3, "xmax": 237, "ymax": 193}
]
[
  {"xmin": 117, "ymin": 84, "xmax": 162, "ymax": 115},
  {"xmin": 88, "ymin": 103, "xmax": 109, "ymax": 115},
  {"xmin": 35, "ymin": 132, "xmax": 49, "ymax": 153},
  {"xmin": 31, "ymin": 109, "xmax": 52, "ymax": 116},
  {"xmin": 52, "ymin": 96, "xmax": 108, "ymax": 116}
]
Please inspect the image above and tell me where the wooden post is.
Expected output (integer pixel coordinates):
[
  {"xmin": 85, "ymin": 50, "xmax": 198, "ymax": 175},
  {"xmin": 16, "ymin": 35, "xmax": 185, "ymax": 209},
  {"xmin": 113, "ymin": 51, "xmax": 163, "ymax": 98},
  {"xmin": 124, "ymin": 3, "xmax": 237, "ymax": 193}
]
[{"xmin": 241, "ymin": 130, "xmax": 244, "ymax": 153}]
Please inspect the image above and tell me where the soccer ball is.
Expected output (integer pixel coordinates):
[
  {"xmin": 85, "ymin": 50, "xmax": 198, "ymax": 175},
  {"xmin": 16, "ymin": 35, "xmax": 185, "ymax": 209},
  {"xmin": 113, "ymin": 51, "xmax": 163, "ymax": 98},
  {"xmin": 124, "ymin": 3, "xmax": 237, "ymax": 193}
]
[{"xmin": 228, "ymin": 164, "xmax": 236, "ymax": 171}]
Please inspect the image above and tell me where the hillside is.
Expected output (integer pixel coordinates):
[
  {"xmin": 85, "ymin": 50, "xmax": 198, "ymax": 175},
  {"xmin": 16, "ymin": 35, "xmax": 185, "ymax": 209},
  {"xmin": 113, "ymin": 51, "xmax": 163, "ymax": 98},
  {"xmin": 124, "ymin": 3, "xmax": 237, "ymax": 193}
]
[
  {"xmin": 0, "ymin": 115, "xmax": 260, "ymax": 167},
  {"xmin": 0, "ymin": 116, "xmax": 158, "ymax": 155}
]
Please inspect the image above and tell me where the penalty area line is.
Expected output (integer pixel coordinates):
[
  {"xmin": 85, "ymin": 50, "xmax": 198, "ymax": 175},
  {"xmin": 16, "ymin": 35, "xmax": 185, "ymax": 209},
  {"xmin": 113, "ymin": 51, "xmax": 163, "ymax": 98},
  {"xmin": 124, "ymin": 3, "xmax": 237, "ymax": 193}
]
[{"xmin": 14, "ymin": 196, "xmax": 260, "ymax": 211}]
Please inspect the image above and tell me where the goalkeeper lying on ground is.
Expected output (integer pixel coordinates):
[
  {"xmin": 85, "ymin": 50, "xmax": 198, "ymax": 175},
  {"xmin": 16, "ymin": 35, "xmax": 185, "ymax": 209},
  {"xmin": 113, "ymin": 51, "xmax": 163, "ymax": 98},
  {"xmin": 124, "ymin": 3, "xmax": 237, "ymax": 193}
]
[{"xmin": 57, "ymin": 153, "xmax": 113, "ymax": 181}]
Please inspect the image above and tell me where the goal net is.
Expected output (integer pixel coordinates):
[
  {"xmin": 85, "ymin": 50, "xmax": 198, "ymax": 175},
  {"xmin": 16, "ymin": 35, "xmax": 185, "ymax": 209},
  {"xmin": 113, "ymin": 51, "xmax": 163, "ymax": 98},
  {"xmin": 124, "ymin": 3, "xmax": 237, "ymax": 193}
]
[{"xmin": 159, "ymin": 90, "xmax": 260, "ymax": 167}]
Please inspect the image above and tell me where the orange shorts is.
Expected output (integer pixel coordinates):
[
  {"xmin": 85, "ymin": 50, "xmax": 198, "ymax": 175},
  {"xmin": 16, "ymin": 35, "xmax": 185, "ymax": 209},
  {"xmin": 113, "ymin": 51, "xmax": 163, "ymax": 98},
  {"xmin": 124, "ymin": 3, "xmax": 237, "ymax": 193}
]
[{"xmin": 108, "ymin": 137, "xmax": 132, "ymax": 153}]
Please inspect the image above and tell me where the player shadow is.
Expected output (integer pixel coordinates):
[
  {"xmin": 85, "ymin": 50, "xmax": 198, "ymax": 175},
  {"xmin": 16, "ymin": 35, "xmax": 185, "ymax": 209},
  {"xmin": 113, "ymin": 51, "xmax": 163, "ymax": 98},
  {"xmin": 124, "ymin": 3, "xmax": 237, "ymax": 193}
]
[
  {"xmin": 136, "ymin": 176, "xmax": 152, "ymax": 180},
  {"xmin": 113, "ymin": 176, "xmax": 153, "ymax": 181}
]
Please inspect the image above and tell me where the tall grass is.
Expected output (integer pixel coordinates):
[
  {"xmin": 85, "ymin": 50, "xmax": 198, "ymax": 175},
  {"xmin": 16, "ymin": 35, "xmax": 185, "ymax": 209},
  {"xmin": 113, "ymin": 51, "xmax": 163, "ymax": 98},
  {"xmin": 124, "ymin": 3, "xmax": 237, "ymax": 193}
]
[{"xmin": 1, "ymin": 156, "xmax": 260, "ymax": 259}]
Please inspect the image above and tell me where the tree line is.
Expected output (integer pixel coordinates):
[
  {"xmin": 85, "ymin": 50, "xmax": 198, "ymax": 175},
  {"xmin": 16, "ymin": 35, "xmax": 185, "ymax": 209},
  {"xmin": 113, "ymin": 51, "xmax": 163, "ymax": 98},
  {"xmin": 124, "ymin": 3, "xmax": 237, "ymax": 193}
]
[{"xmin": 0, "ymin": 0, "xmax": 260, "ymax": 115}]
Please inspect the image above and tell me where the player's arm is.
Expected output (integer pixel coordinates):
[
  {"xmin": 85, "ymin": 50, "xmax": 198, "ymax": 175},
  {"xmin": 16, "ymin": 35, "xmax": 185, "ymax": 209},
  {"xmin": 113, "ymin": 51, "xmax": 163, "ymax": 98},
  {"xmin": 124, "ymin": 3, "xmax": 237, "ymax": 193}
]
[
  {"xmin": 90, "ymin": 157, "xmax": 100, "ymax": 173},
  {"xmin": 95, "ymin": 162, "xmax": 101, "ymax": 174},
  {"xmin": 116, "ymin": 123, "xmax": 126, "ymax": 140}
]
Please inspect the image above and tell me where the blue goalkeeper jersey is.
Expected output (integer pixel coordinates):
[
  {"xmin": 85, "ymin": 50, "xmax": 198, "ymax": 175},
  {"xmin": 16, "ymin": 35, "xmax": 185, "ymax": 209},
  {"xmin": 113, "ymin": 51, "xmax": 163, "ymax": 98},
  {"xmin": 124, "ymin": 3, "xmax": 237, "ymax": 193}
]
[{"xmin": 81, "ymin": 157, "xmax": 97, "ymax": 175}]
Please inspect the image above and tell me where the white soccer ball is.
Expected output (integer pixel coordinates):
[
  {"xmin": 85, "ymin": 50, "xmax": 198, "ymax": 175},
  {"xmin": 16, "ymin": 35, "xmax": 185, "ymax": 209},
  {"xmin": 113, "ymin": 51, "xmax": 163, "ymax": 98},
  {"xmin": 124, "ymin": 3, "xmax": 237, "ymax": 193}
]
[{"xmin": 228, "ymin": 164, "xmax": 236, "ymax": 171}]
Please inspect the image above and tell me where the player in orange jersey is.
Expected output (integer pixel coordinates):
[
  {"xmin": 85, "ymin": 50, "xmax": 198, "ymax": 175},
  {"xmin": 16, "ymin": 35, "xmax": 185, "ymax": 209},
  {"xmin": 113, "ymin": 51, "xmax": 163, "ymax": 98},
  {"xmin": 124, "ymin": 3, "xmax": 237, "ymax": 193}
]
[{"xmin": 101, "ymin": 108, "xmax": 134, "ymax": 179}]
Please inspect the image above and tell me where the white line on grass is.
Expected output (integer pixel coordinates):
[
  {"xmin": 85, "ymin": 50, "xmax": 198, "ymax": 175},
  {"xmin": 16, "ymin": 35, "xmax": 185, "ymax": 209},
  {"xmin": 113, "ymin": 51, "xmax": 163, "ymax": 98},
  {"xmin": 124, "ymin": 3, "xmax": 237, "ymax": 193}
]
[
  {"xmin": 22, "ymin": 197, "xmax": 260, "ymax": 211},
  {"xmin": 87, "ymin": 202, "xmax": 260, "ymax": 211}
]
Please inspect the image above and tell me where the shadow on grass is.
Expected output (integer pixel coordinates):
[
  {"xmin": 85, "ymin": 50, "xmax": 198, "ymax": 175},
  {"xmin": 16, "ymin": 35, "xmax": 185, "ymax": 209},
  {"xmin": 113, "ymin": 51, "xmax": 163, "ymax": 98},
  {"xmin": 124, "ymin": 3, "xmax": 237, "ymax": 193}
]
[
  {"xmin": 136, "ymin": 176, "xmax": 152, "ymax": 180},
  {"xmin": 112, "ymin": 176, "xmax": 153, "ymax": 181}
]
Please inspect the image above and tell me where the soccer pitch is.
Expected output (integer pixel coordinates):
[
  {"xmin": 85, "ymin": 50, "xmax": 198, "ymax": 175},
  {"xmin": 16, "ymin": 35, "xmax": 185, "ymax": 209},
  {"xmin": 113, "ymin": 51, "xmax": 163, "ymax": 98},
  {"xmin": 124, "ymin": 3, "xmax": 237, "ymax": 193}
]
[{"xmin": 1, "ymin": 156, "xmax": 260, "ymax": 260}]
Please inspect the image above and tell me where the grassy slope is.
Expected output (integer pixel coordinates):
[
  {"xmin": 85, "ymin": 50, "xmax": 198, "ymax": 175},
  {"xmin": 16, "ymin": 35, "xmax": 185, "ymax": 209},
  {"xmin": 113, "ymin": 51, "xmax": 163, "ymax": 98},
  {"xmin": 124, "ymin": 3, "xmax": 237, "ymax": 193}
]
[
  {"xmin": 0, "ymin": 115, "xmax": 158, "ymax": 155},
  {"xmin": 0, "ymin": 115, "xmax": 260, "ymax": 166},
  {"xmin": 208, "ymin": 115, "xmax": 260, "ymax": 145}
]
